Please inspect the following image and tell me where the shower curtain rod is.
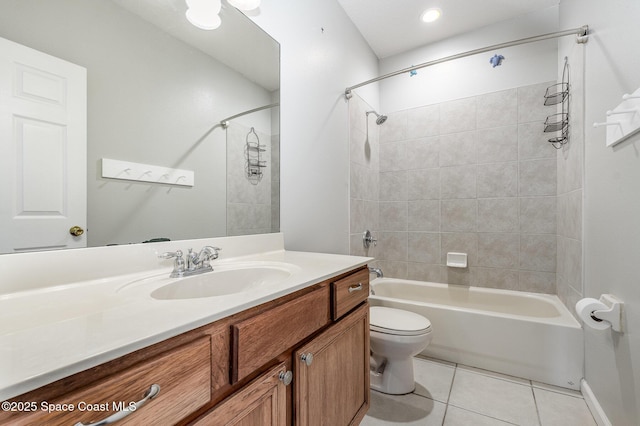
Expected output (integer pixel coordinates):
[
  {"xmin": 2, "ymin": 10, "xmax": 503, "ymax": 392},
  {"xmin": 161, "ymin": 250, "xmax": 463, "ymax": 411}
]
[
  {"xmin": 220, "ymin": 102, "xmax": 280, "ymax": 129},
  {"xmin": 344, "ymin": 25, "xmax": 589, "ymax": 99}
]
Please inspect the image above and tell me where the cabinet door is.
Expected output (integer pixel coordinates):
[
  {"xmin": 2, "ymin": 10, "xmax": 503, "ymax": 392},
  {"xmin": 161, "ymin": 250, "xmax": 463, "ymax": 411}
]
[
  {"xmin": 294, "ymin": 303, "xmax": 369, "ymax": 426},
  {"xmin": 194, "ymin": 362, "xmax": 289, "ymax": 426}
]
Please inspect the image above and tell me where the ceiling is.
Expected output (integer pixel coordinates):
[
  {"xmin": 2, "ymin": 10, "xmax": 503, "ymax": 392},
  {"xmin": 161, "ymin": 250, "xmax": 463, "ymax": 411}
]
[
  {"xmin": 337, "ymin": 0, "xmax": 559, "ymax": 59},
  {"xmin": 111, "ymin": 0, "xmax": 279, "ymax": 91}
]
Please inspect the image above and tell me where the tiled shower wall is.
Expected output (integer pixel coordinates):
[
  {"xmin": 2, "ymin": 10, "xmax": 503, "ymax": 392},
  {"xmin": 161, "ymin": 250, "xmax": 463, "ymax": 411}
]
[
  {"xmin": 556, "ymin": 53, "xmax": 584, "ymax": 314},
  {"xmin": 227, "ymin": 123, "xmax": 272, "ymax": 236},
  {"xmin": 350, "ymin": 82, "xmax": 563, "ymax": 294}
]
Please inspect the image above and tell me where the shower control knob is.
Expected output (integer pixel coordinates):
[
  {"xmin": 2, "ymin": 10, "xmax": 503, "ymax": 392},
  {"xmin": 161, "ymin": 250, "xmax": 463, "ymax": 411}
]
[
  {"xmin": 363, "ymin": 230, "xmax": 377, "ymax": 249},
  {"xmin": 279, "ymin": 370, "xmax": 293, "ymax": 386},
  {"xmin": 300, "ymin": 353, "xmax": 314, "ymax": 366}
]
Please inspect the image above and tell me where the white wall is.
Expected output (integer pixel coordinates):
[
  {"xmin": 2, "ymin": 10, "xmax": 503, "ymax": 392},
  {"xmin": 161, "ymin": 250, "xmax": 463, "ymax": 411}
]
[
  {"xmin": 378, "ymin": 7, "xmax": 559, "ymax": 113},
  {"xmin": 560, "ymin": 1, "xmax": 640, "ymax": 424},
  {"xmin": 250, "ymin": 0, "xmax": 379, "ymax": 254}
]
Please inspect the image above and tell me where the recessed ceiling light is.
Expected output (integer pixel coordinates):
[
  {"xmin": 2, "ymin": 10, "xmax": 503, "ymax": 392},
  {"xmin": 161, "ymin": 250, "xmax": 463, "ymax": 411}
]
[{"xmin": 421, "ymin": 8, "xmax": 442, "ymax": 23}]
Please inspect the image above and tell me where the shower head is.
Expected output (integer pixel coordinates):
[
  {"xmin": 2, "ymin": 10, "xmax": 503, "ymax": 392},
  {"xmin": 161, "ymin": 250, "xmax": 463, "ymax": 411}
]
[{"xmin": 366, "ymin": 110, "xmax": 387, "ymax": 125}]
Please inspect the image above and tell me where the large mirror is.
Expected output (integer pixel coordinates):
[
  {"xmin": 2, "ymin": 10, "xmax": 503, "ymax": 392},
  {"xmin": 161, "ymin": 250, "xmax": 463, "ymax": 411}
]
[{"xmin": 0, "ymin": 0, "xmax": 280, "ymax": 253}]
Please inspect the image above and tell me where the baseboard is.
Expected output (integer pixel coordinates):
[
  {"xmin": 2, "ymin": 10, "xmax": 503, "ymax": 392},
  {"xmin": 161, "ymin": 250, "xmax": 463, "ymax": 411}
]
[{"xmin": 581, "ymin": 379, "xmax": 612, "ymax": 426}]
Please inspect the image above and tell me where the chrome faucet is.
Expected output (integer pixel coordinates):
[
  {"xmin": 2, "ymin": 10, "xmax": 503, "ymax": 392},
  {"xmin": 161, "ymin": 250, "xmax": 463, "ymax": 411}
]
[
  {"xmin": 369, "ymin": 267, "xmax": 383, "ymax": 278},
  {"xmin": 159, "ymin": 246, "xmax": 221, "ymax": 278}
]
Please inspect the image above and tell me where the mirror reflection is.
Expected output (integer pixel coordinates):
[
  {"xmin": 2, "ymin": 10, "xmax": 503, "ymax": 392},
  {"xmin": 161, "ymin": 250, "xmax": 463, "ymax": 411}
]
[{"xmin": 0, "ymin": 0, "xmax": 280, "ymax": 254}]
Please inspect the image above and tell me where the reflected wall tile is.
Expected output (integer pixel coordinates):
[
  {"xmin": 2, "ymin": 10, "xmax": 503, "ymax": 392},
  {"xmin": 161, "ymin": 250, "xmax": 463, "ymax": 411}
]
[
  {"xmin": 349, "ymin": 126, "xmax": 369, "ymax": 167},
  {"xmin": 408, "ymin": 200, "xmax": 440, "ymax": 232},
  {"xmin": 518, "ymin": 122, "xmax": 557, "ymax": 160},
  {"xmin": 477, "ymin": 126, "xmax": 518, "ymax": 164},
  {"xmin": 440, "ymin": 165, "xmax": 477, "ymax": 199},
  {"xmin": 406, "ymin": 136, "xmax": 439, "ymax": 169},
  {"xmin": 363, "ymin": 200, "xmax": 379, "ymax": 231},
  {"xmin": 477, "ymin": 162, "xmax": 518, "ymax": 198},
  {"xmin": 407, "ymin": 104, "xmax": 440, "ymax": 139},
  {"xmin": 441, "ymin": 199, "xmax": 477, "ymax": 232},
  {"xmin": 408, "ymin": 169, "xmax": 440, "ymax": 200},
  {"xmin": 379, "ymin": 171, "xmax": 408, "ymax": 201},
  {"xmin": 520, "ymin": 234, "xmax": 556, "ymax": 272},
  {"xmin": 439, "ymin": 131, "xmax": 476, "ymax": 167},
  {"xmin": 477, "ymin": 198, "xmax": 519, "ymax": 233},
  {"xmin": 476, "ymin": 89, "xmax": 517, "ymax": 129},
  {"xmin": 408, "ymin": 232, "xmax": 440, "ymax": 264},
  {"xmin": 379, "ymin": 202, "xmax": 408, "ymax": 231},
  {"xmin": 477, "ymin": 233, "xmax": 519, "ymax": 269},
  {"xmin": 519, "ymin": 159, "xmax": 556, "ymax": 196},
  {"xmin": 518, "ymin": 81, "xmax": 556, "ymax": 124},
  {"xmin": 379, "ymin": 110, "xmax": 407, "ymax": 143},
  {"xmin": 440, "ymin": 97, "xmax": 476, "ymax": 134}
]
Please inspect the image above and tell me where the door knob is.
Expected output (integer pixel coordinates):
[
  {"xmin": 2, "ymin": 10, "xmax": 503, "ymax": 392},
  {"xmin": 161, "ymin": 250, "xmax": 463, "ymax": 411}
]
[{"xmin": 69, "ymin": 226, "xmax": 84, "ymax": 237}]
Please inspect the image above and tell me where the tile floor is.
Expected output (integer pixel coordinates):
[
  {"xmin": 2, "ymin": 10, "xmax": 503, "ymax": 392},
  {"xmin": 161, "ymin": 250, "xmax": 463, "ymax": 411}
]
[{"xmin": 361, "ymin": 356, "xmax": 597, "ymax": 426}]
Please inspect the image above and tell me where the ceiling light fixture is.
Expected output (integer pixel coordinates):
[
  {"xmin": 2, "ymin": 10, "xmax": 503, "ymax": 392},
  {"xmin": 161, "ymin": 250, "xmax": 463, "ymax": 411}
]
[
  {"xmin": 227, "ymin": 0, "xmax": 261, "ymax": 11},
  {"xmin": 185, "ymin": 0, "xmax": 222, "ymax": 30},
  {"xmin": 421, "ymin": 8, "xmax": 441, "ymax": 23}
]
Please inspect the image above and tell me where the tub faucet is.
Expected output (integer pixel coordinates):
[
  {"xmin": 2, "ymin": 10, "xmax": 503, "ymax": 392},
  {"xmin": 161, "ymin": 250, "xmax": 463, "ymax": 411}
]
[
  {"xmin": 369, "ymin": 267, "xmax": 383, "ymax": 278},
  {"xmin": 159, "ymin": 246, "xmax": 221, "ymax": 278}
]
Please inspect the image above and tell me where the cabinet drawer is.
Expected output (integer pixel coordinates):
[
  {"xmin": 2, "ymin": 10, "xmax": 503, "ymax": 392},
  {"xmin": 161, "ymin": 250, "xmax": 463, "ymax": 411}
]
[
  {"xmin": 332, "ymin": 268, "xmax": 369, "ymax": 320},
  {"xmin": 232, "ymin": 285, "xmax": 330, "ymax": 383},
  {"xmin": 4, "ymin": 337, "xmax": 211, "ymax": 426}
]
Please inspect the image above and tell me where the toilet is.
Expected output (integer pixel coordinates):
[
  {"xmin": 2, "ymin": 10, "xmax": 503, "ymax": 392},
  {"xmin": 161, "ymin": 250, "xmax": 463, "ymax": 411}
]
[{"xmin": 369, "ymin": 306, "xmax": 433, "ymax": 395}]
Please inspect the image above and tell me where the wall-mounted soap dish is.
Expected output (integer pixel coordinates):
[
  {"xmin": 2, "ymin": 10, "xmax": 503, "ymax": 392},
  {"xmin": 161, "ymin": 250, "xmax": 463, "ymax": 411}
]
[{"xmin": 446, "ymin": 252, "xmax": 467, "ymax": 268}]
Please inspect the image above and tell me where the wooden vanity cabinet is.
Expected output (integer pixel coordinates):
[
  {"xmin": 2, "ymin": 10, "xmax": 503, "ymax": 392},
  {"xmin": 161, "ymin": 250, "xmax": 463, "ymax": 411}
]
[
  {"xmin": 295, "ymin": 303, "xmax": 369, "ymax": 426},
  {"xmin": 1, "ymin": 266, "xmax": 369, "ymax": 426}
]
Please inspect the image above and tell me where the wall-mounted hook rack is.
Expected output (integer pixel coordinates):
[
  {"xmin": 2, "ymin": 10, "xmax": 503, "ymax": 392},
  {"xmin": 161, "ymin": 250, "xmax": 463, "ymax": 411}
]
[
  {"xmin": 596, "ymin": 87, "xmax": 640, "ymax": 147},
  {"xmin": 101, "ymin": 158, "xmax": 194, "ymax": 187}
]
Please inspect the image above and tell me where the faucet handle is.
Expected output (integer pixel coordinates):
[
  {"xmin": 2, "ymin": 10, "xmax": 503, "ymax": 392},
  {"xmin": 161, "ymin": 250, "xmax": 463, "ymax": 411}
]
[
  {"xmin": 159, "ymin": 250, "xmax": 186, "ymax": 276},
  {"xmin": 159, "ymin": 249, "xmax": 183, "ymax": 260}
]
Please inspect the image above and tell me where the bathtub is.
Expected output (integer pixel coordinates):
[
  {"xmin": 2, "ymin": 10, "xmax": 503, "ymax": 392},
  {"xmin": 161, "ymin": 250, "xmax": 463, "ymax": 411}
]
[{"xmin": 369, "ymin": 278, "xmax": 584, "ymax": 390}]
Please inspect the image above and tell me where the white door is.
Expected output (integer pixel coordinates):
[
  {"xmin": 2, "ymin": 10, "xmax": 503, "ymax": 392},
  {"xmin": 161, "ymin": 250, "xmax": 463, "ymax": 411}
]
[{"xmin": 0, "ymin": 37, "xmax": 87, "ymax": 253}]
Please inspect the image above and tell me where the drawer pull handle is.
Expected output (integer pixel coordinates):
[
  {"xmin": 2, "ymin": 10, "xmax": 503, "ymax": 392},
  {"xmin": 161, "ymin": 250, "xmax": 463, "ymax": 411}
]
[
  {"xmin": 74, "ymin": 384, "xmax": 160, "ymax": 426},
  {"xmin": 300, "ymin": 352, "xmax": 314, "ymax": 366},
  {"xmin": 279, "ymin": 370, "xmax": 293, "ymax": 386},
  {"xmin": 348, "ymin": 283, "xmax": 363, "ymax": 293}
]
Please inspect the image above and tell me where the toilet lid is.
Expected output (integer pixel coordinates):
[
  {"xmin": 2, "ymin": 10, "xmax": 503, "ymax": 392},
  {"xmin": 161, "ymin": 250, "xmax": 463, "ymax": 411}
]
[{"xmin": 370, "ymin": 306, "xmax": 431, "ymax": 336}]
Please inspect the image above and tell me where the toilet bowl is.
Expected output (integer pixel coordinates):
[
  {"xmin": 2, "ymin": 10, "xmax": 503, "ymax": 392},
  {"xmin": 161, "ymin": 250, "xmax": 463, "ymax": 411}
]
[{"xmin": 369, "ymin": 306, "xmax": 432, "ymax": 395}]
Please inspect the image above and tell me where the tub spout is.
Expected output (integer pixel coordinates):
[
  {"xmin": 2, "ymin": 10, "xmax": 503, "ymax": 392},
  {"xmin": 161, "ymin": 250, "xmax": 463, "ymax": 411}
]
[{"xmin": 369, "ymin": 267, "xmax": 383, "ymax": 278}]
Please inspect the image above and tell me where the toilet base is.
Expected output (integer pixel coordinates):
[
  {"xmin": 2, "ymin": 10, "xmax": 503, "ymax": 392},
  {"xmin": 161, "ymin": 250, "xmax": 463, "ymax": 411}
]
[{"xmin": 369, "ymin": 356, "xmax": 416, "ymax": 395}]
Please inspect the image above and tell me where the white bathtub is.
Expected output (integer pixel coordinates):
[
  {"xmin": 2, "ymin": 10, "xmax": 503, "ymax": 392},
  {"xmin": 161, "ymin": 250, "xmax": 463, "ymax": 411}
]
[{"xmin": 369, "ymin": 278, "xmax": 584, "ymax": 390}]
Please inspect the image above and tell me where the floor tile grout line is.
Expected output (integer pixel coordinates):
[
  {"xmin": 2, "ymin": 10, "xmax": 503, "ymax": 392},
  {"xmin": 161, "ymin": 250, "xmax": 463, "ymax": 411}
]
[
  {"xmin": 439, "ymin": 362, "xmax": 459, "ymax": 425},
  {"xmin": 446, "ymin": 402, "xmax": 521, "ymax": 426},
  {"xmin": 531, "ymin": 384, "xmax": 543, "ymax": 426}
]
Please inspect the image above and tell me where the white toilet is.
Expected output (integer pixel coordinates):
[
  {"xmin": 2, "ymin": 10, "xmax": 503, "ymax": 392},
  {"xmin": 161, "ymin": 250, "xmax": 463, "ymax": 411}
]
[{"xmin": 369, "ymin": 306, "xmax": 433, "ymax": 395}]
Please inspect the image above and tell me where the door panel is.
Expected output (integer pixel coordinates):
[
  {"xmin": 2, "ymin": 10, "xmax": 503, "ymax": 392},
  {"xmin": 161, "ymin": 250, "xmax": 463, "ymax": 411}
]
[{"xmin": 0, "ymin": 36, "xmax": 87, "ymax": 253}]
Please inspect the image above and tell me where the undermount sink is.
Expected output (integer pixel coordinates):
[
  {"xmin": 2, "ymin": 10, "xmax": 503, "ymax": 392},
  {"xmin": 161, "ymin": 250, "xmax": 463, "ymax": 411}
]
[{"xmin": 150, "ymin": 265, "xmax": 293, "ymax": 300}]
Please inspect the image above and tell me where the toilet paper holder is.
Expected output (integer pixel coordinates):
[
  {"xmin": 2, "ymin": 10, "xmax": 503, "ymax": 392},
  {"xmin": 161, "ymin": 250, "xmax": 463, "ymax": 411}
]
[{"xmin": 589, "ymin": 294, "xmax": 624, "ymax": 332}]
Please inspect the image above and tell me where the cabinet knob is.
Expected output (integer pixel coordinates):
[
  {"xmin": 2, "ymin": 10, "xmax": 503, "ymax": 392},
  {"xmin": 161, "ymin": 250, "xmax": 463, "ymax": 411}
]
[
  {"xmin": 300, "ymin": 353, "xmax": 314, "ymax": 366},
  {"xmin": 279, "ymin": 370, "xmax": 293, "ymax": 386}
]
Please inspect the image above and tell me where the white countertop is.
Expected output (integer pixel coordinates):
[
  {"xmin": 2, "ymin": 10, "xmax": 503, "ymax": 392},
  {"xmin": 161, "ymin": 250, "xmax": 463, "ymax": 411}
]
[{"xmin": 0, "ymin": 234, "xmax": 371, "ymax": 401}]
